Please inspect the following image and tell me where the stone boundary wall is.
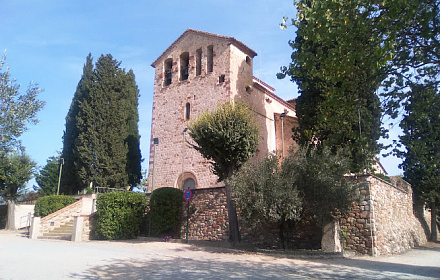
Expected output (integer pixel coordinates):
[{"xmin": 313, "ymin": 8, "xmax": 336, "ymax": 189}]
[
  {"xmin": 340, "ymin": 175, "xmax": 429, "ymax": 256},
  {"xmin": 180, "ymin": 186, "xmax": 229, "ymax": 241}
]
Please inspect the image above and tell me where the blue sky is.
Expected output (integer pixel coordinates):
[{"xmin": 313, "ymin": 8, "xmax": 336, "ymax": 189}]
[{"xmin": 1, "ymin": 0, "xmax": 402, "ymax": 188}]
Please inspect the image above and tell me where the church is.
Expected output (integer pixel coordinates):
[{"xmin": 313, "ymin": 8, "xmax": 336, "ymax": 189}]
[{"xmin": 148, "ymin": 29, "xmax": 297, "ymax": 191}]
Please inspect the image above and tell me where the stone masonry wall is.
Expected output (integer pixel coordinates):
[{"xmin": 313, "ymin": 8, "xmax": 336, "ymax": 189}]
[
  {"xmin": 340, "ymin": 175, "xmax": 428, "ymax": 256},
  {"xmin": 39, "ymin": 199, "xmax": 82, "ymax": 235},
  {"xmin": 180, "ymin": 186, "xmax": 229, "ymax": 241}
]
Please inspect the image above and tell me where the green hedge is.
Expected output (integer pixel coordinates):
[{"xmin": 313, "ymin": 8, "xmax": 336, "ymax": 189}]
[
  {"xmin": 95, "ymin": 191, "xmax": 147, "ymax": 240},
  {"xmin": 150, "ymin": 187, "xmax": 182, "ymax": 237},
  {"xmin": 34, "ymin": 195, "xmax": 77, "ymax": 217}
]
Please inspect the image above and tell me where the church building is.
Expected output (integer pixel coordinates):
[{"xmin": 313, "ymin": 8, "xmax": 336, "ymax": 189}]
[{"xmin": 148, "ymin": 29, "xmax": 297, "ymax": 191}]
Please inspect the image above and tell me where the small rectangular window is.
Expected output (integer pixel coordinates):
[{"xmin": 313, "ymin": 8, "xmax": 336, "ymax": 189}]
[
  {"xmin": 185, "ymin": 102, "xmax": 191, "ymax": 120},
  {"xmin": 196, "ymin": 48, "xmax": 202, "ymax": 76},
  {"xmin": 207, "ymin": 45, "xmax": 213, "ymax": 73},
  {"xmin": 164, "ymin": 58, "xmax": 173, "ymax": 86},
  {"xmin": 219, "ymin": 75, "xmax": 225, "ymax": 83}
]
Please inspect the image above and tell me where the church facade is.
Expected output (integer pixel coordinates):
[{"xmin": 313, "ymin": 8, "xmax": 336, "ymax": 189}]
[{"xmin": 148, "ymin": 29, "xmax": 297, "ymax": 191}]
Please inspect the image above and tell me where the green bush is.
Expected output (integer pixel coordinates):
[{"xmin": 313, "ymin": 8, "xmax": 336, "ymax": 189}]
[
  {"xmin": 95, "ymin": 191, "xmax": 147, "ymax": 240},
  {"xmin": 34, "ymin": 195, "xmax": 76, "ymax": 217},
  {"xmin": 150, "ymin": 187, "xmax": 182, "ymax": 237}
]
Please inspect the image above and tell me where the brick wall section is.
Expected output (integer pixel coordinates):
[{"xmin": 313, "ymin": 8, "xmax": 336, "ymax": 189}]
[
  {"xmin": 340, "ymin": 175, "xmax": 428, "ymax": 255},
  {"xmin": 180, "ymin": 187, "xmax": 229, "ymax": 241},
  {"xmin": 39, "ymin": 199, "xmax": 82, "ymax": 235}
]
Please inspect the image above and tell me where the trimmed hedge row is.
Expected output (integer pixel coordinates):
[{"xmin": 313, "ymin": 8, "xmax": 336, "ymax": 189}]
[
  {"xmin": 95, "ymin": 191, "xmax": 147, "ymax": 240},
  {"xmin": 150, "ymin": 187, "xmax": 182, "ymax": 237},
  {"xmin": 34, "ymin": 195, "xmax": 76, "ymax": 217}
]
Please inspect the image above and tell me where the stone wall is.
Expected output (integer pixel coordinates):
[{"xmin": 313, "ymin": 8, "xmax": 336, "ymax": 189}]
[
  {"xmin": 340, "ymin": 175, "xmax": 429, "ymax": 256},
  {"xmin": 180, "ymin": 186, "xmax": 229, "ymax": 241},
  {"xmin": 38, "ymin": 199, "xmax": 83, "ymax": 235}
]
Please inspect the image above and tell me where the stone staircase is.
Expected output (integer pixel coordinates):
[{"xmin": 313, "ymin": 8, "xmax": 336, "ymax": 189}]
[{"xmin": 41, "ymin": 220, "xmax": 74, "ymax": 240}]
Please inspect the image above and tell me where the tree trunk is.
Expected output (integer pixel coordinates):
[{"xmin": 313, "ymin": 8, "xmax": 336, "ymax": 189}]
[
  {"xmin": 279, "ymin": 218, "xmax": 286, "ymax": 249},
  {"xmin": 430, "ymin": 202, "xmax": 438, "ymax": 242},
  {"xmin": 225, "ymin": 181, "xmax": 240, "ymax": 245},
  {"xmin": 5, "ymin": 199, "xmax": 15, "ymax": 230}
]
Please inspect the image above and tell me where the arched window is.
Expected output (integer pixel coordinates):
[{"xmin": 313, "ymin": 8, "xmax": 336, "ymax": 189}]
[
  {"xmin": 196, "ymin": 48, "xmax": 202, "ymax": 76},
  {"xmin": 185, "ymin": 102, "xmax": 191, "ymax": 120},
  {"xmin": 180, "ymin": 52, "xmax": 189, "ymax": 81},
  {"xmin": 164, "ymin": 58, "xmax": 173, "ymax": 86},
  {"xmin": 183, "ymin": 178, "xmax": 196, "ymax": 190},
  {"xmin": 207, "ymin": 45, "xmax": 213, "ymax": 73}
]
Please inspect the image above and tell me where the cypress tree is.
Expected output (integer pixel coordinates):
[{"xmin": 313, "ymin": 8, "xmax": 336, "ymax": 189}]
[{"xmin": 61, "ymin": 54, "xmax": 142, "ymax": 193}]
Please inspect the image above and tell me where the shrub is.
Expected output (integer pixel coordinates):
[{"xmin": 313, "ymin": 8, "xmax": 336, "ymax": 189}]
[
  {"xmin": 34, "ymin": 195, "xmax": 76, "ymax": 217},
  {"xmin": 95, "ymin": 191, "xmax": 147, "ymax": 240},
  {"xmin": 150, "ymin": 187, "xmax": 182, "ymax": 237}
]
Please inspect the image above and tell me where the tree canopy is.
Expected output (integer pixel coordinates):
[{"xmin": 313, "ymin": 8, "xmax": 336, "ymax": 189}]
[
  {"xmin": 0, "ymin": 53, "xmax": 45, "ymax": 153},
  {"xmin": 228, "ymin": 154, "xmax": 302, "ymax": 248},
  {"xmin": 279, "ymin": 0, "xmax": 388, "ymax": 172},
  {"xmin": 35, "ymin": 156, "xmax": 60, "ymax": 196},
  {"xmin": 188, "ymin": 102, "xmax": 259, "ymax": 244},
  {"xmin": 398, "ymin": 85, "xmax": 440, "ymax": 240},
  {"xmin": 61, "ymin": 54, "xmax": 142, "ymax": 194},
  {"xmin": 188, "ymin": 102, "xmax": 259, "ymax": 181}
]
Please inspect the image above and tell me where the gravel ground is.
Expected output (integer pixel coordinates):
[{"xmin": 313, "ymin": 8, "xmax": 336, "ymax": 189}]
[{"xmin": 0, "ymin": 230, "xmax": 439, "ymax": 280}]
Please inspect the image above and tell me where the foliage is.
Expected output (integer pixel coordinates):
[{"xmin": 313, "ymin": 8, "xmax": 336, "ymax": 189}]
[
  {"xmin": 228, "ymin": 154, "xmax": 302, "ymax": 248},
  {"xmin": 95, "ymin": 191, "xmax": 147, "ymax": 240},
  {"xmin": 0, "ymin": 153, "xmax": 36, "ymax": 201},
  {"xmin": 35, "ymin": 156, "xmax": 60, "ymax": 195},
  {"xmin": 61, "ymin": 54, "xmax": 142, "ymax": 194},
  {"xmin": 188, "ymin": 102, "xmax": 259, "ymax": 243},
  {"xmin": 279, "ymin": 0, "xmax": 387, "ymax": 172},
  {"xmin": 149, "ymin": 187, "xmax": 182, "ymax": 237},
  {"xmin": 291, "ymin": 146, "xmax": 357, "ymax": 226},
  {"xmin": 397, "ymin": 85, "xmax": 440, "ymax": 240},
  {"xmin": 381, "ymin": 0, "xmax": 439, "ymax": 119},
  {"xmin": 34, "ymin": 195, "xmax": 76, "ymax": 217},
  {"xmin": 188, "ymin": 102, "xmax": 259, "ymax": 182},
  {"xmin": 0, "ymin": 53, "xmax": 45, "ymax": 153}
]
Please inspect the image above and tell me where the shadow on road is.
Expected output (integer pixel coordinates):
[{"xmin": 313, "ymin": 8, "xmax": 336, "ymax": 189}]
[{"xmin": 69, "ymin": 254, "xmax": 440, "ymax": 280}]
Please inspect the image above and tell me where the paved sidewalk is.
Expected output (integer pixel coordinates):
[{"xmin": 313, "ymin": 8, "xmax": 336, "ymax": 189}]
[{"xmin": 0, "ymin": 230, "xmax": 439, "ymax": 279}]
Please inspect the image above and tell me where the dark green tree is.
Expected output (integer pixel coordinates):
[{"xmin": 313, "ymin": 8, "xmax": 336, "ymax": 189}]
[
  {"xmin": 279, "ymin": 0, "xmax": 387, "ymax": 172},
  {"xmin": 398, "ymin": 85, "xmax": 440, "ymax": 241},
  {"xmin": 228, "ymin": 154, "xmax": 302, "ymax": 249},
  {"xmin": 0, "ymin": 153, "xmax": 36, "ymax": 229},
  {"xmin": 35, "ymin": 156, "xmax": 60, "ymax": 196},
  {"xmin": 61, "ymin": 54, "xmax": 142, "ymax": 194},
  {"xmin": 61, "ymin": 54, "xmax": 94, "ymax": 194},
  {"xmin": 188, "ymin": 102, "xmax": 259, "ymax": 244}
]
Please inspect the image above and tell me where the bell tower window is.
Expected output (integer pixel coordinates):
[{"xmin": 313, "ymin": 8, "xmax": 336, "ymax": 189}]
[
  {"xmin": 207, "ymin": 45, "xmax": 213, "ymax": 73},
  {"xmin": 164, "ymin": 58, "xmax": 173, "ymax": 86},
  {"xmin": 180, "ymin": 52, "xmax": 189, "ymax": 81}
]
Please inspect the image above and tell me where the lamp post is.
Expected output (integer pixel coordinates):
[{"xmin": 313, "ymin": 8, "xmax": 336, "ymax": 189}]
[
  {"xmin": 182, "ymin": 128, "xmax": 188, "ymax": 189},
  {"xmin": 56, "ymin": 158, "xmax": 64, "ymax": 195},
  {"xmin": 280, "ymin": 112, "xmax": 287, "ymax": 158}
]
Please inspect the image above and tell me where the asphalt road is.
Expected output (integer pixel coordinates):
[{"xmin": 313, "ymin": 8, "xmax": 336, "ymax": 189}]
[{"xmin": 0, "ymin": 230, "xmax": 439, "ymax": 279}]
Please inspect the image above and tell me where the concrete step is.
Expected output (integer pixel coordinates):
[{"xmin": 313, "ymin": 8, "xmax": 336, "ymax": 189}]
[{"xmin": 41, "ymin": 221, "xmax": 74, "ymax": 240}]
